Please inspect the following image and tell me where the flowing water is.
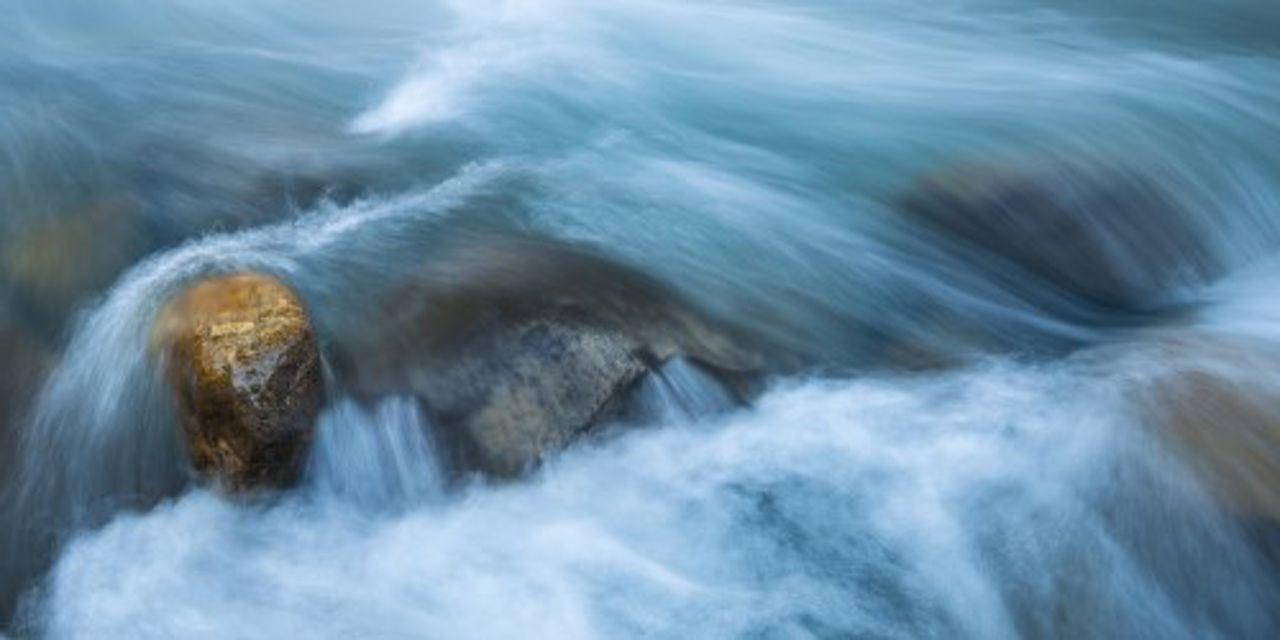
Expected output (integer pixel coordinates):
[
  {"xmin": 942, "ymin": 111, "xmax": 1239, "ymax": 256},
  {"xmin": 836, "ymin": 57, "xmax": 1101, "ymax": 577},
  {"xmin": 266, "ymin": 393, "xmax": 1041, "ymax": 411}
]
[{"xmin": 3, "ymin": 0, "xmax": 1280, "ymax": 638}]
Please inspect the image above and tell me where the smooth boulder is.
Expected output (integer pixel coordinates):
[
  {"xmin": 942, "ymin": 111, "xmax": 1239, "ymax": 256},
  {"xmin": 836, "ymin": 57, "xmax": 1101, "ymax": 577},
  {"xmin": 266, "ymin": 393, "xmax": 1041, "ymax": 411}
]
[
  {"xmin": 897, "ymin": 159, "xmax": 1220, "ymax": 316},
  {"xmin": 152, "ymin": 273, "xmax": 323, "ymax": 492},
  {"xmin": 335, "ymin": 233, "xmax": 761, "ymax": 478}
]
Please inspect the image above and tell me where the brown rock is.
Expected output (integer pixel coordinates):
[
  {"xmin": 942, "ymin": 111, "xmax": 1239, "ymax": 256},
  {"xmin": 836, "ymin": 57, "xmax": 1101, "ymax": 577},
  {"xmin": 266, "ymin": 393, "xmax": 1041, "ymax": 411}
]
[
  {"xmin": 2, "ymin": 199, "xmax": 139, "ymax": 333},
  {"xmin": 1131, "ymin": 335, "xmax": 1280, "ymax": 521},
  {"xmin": 152, "ymin": 273, "xmax": 323, "ymax": 492},
  {"xmin": 336, "ymin": 233, "xmax": 761, "ymax": 478}
]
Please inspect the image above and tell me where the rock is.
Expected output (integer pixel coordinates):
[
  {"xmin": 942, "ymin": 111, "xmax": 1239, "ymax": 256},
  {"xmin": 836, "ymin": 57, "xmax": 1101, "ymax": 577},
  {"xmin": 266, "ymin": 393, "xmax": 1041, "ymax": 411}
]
[
  {"xmin": 151, "ymin": 273, "xmax": 324, "ymax": 492},
  {"xmin": 1130, "ymin": 334, "xmax": 1280, "ymax": 522},
  {"xmin": 2, "ymin": 198, "xmax": 140, "ymax": 338},
  {"xmin": 896, "ymin": 160, "xmax": 1220, "ymax": 316},
  {"xmin": 335, "ymin": 233, "xmax": 761, "ymax": 478},
  {"xmin": 0, "ymin": 302, "xmax": 55, "ymax": 514},
  {"xmin": 411, "ymin": 320, "xmax": 650, "ymax": 477}
]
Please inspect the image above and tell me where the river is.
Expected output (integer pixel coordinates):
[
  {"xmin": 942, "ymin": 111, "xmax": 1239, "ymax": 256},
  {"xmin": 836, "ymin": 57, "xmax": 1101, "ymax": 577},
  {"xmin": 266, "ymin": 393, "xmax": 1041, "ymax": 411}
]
[{"xmin": 3, "ymin": 1, "xmax": 1280, "ymax": 638}]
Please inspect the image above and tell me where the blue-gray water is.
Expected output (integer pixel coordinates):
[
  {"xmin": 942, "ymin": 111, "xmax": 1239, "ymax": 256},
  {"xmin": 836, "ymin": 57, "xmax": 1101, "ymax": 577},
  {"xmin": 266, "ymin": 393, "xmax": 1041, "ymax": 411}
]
[{"xmin": 3, "ymin": 1, "xmax": 1280, "ymax": 637}]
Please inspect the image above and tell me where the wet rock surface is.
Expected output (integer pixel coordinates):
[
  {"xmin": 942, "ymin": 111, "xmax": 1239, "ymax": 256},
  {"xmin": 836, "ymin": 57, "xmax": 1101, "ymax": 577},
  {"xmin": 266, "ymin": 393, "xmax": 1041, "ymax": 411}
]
[
  {"xmin": 897, "ymin": 160, "xmax": 1221, "ymax": 318},
  {"xmin": 1, "ymin": 199, "xmax": 140, "ymax": 339},
  {"xmin": 1132, "ymin": 335, "xmax": 1280, "ymax": 522},
  {"xmin": 336, "ymin": 234, "xmax": 762, "ymax": 478},
  {"xmin": 152, "ymin": 273, "xmax": 323, "ymax": 492}
]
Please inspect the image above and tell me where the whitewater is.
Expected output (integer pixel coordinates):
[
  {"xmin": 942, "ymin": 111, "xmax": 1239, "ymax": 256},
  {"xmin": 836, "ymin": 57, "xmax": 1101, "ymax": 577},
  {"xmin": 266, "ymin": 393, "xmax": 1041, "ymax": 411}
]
[{"xmin": 3, "ymin": 0, "xmax": 1280, "ymax": 638}]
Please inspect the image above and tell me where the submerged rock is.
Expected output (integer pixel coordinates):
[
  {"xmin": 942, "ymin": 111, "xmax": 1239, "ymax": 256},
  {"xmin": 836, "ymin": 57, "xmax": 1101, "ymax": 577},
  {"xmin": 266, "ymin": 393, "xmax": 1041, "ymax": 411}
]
[
  {"xmin": 0, "ymin": 305, "xmax": 54, "ymax": 502},
  {"xmin": 897, "ymin": 160, "xmax": 1220, "ymax": 316},
  {"xmin": 336, "ymin": 234, "xmax": 761, "ymax": 478},
  {"xmin": 1132, "ymin": 335, "xmax": 1280, "ymax": 522},
  {"xmin": 2, "ymin": 198, "xmax": 140, "ymax": 338},
  {"xmin": 152, "ymin": 273, "xmax": 323, "ymax": 492}
]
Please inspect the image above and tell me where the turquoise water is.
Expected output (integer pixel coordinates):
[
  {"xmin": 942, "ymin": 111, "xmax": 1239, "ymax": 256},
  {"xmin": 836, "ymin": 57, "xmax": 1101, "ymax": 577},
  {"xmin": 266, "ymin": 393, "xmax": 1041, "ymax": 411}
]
[{"xmin": 3, "ymin": 1, "xmax": 1280, "ymax": 637}]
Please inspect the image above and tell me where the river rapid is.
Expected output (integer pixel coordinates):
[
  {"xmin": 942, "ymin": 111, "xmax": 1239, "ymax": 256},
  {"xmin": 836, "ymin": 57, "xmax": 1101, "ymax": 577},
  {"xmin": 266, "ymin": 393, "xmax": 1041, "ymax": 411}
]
[{"xmin": 3, "ymin": 1, "xmax": 1280, "ymax": 638}]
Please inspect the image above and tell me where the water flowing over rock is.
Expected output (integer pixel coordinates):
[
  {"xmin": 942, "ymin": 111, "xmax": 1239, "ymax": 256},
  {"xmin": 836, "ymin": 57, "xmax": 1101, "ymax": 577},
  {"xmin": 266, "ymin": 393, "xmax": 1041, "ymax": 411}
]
[
  {"xmin": 2, "ymin": 199, "xmax": 140, "ymax": 339},
  {"xmin": 0, "ymin": 311, "xmax": 53, "ymax": 496},
  {"xmin": 1131, "ymin": 335, "xmax": 1280, "ymax": 523},
  {"xmin": 897, "ymin": 160, "xmax": 1221, "ymax": 319},
  {"xmin": 334, "ymin": 234, "xmax": 761, "ymax": 478},
  {"xmin": 151, "ymin": 273, "xmax": 324, "ymax": 492},
  {"xmin": 8, "ymin": 0, "xmax": 1280, "ymax": 636}
]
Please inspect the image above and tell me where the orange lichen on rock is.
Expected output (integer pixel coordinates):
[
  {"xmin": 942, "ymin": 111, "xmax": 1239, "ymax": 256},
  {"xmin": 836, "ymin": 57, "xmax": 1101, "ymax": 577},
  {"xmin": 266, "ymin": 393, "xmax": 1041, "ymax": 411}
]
[{"xmin": 152, "ymin": 273, "xmax": 323, "ymax": 492}]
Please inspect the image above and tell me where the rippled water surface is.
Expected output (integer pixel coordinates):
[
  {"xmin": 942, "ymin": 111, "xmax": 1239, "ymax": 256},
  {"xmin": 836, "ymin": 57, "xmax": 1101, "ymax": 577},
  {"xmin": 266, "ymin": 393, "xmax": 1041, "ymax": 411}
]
[{"xmin": 3, "ymin": 1, "xmax": 1280, "ymax": 638}]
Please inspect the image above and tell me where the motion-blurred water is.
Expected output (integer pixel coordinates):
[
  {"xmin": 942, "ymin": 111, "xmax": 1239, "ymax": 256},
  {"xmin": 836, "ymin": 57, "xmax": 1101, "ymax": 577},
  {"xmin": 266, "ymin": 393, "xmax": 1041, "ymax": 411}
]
[{"xmin": 4, "ymin": 0, "xmax": 1280, "ymax": 637}]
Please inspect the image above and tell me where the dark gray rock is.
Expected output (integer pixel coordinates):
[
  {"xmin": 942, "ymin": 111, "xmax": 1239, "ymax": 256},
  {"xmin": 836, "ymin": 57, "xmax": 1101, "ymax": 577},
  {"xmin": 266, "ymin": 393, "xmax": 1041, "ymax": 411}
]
[
  {"xmin": 897, "ymin": 160, "xmax": 1220, "ymax": 316},
  {"xmin": 0, "ymin": 301, "xmax": 53, "ymax": 476}
]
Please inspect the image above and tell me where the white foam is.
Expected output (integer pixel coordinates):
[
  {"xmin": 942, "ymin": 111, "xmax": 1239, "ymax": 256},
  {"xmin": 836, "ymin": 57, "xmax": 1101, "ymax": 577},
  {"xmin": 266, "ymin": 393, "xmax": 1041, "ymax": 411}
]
[{"xmin": 31, "ymin": 358, "xmax": 1272, "ymax": 638}]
